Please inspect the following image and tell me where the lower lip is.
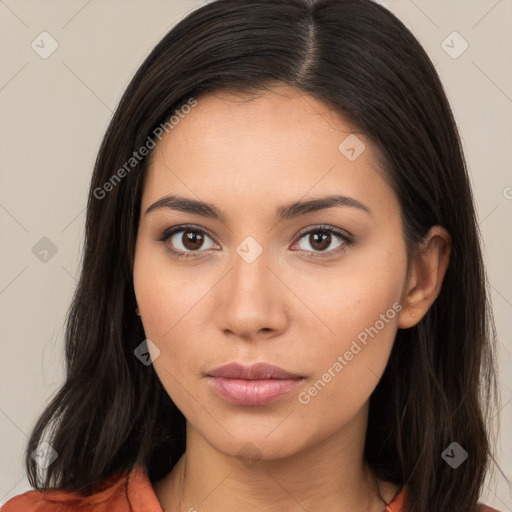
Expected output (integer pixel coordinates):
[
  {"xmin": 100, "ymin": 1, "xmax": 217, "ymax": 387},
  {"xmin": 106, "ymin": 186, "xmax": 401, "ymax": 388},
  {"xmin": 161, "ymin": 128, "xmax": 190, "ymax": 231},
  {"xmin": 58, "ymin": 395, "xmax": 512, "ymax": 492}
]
[{"xmin": 207, "ymin": 376, "xmax": 304, "ymax": 406}]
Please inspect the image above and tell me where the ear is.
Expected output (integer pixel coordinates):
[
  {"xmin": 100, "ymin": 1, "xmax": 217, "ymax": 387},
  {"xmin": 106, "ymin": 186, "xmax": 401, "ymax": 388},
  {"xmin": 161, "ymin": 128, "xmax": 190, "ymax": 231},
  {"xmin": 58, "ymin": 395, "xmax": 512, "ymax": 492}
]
[{"xmin": 397, "ymin": 225, "xmax": 451, "ymax": 329}]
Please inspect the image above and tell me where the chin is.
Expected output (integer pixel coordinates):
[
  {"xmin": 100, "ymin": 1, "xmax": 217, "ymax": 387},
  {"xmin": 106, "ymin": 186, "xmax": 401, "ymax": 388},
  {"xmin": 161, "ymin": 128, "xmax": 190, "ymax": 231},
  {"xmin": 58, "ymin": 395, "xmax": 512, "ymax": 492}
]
[{"xmin": 198, "ymin": 421, "xmax": 314, "ymax": 463}]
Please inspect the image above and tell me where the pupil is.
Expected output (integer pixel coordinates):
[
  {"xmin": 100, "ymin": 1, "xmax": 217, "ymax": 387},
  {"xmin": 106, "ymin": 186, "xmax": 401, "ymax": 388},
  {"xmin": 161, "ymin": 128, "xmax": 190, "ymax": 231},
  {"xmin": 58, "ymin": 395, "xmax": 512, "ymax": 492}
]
[
  {"xmin": 184, "ymin": 231, "xmax": 204, "ymax": 250},
  {"xmin": 311, "ymin": 231, "xmax": 330, "ymax": 250}
]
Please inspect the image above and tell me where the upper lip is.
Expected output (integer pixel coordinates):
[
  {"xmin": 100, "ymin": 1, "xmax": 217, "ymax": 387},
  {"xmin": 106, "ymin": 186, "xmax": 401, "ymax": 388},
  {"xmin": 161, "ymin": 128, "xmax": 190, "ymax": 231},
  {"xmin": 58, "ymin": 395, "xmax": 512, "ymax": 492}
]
[{"xmin": 207, "ymin": 362, "xmax": 302, "ymax": 380}]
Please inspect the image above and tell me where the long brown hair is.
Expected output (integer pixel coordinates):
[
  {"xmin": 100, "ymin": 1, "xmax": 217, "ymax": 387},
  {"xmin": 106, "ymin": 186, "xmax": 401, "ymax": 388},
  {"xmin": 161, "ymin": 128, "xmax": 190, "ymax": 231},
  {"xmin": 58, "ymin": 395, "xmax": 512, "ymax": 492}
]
[{"xmin": 24, "ymin": 1, "xmax": 500, "ymax": 511}]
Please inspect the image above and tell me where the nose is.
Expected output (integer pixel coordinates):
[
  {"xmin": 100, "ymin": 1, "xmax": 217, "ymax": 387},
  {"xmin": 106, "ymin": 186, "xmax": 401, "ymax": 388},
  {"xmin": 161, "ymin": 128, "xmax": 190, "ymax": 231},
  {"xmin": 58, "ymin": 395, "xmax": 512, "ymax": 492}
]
[{"xmin": 215, "ymin": 246, "xmax": 289, "ymax": 342}]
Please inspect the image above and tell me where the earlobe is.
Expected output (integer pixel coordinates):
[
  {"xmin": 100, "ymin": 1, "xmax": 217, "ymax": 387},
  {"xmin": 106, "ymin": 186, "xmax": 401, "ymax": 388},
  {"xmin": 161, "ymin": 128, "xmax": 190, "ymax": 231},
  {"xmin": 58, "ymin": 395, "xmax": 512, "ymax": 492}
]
[{"xmin": 397, "ymin": 226, "xmax": 451, "ymax": 329}]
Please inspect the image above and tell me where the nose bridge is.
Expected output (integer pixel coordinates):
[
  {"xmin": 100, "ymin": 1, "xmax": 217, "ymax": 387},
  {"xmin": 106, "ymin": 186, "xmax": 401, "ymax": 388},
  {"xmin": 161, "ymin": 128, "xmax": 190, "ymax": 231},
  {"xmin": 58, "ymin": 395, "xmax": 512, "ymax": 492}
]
[
  {"xmin": 216, "ymin": 234, "xmax": 287, "ymax": 336},
  {"xmin": 229, "ymin": 234, "xmax": 274, "ymax": 301}
]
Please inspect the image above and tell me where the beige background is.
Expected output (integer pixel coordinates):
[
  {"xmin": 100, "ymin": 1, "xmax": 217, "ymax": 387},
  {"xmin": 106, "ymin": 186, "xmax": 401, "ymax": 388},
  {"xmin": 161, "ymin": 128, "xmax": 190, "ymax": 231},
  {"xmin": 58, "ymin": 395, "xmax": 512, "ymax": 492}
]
[{"xmin": 0, "ymin": 0, "xmax": 511, "ymax": 509}]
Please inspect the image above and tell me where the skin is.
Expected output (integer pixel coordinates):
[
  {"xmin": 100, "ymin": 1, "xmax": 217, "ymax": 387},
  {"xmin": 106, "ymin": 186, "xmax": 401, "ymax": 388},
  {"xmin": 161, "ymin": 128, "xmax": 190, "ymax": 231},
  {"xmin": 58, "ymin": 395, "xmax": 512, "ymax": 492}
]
[{"xmin": 133, "ymin": 85, "xmax": 451, "ymax": 512}]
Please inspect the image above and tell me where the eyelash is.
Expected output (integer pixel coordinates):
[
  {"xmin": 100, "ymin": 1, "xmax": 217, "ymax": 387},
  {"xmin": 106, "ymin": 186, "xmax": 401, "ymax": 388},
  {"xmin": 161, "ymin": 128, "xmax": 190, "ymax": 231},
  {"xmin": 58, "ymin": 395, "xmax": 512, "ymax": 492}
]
[{"xmin": 157, "ymin": 224, "xmax": 353, "ymax": 260}]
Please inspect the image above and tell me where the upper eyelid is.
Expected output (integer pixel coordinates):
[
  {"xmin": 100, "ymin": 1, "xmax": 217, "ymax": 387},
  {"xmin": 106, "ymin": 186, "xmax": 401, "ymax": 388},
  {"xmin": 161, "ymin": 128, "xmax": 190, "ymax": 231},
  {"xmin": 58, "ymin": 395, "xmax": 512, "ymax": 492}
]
[
  {"xmin": 158, "ymin": 224, "xmax": 215, "ymax": 243},
  {"xmin": 295, "ymin": 224, "xmax": 352, "ymax": 240}
]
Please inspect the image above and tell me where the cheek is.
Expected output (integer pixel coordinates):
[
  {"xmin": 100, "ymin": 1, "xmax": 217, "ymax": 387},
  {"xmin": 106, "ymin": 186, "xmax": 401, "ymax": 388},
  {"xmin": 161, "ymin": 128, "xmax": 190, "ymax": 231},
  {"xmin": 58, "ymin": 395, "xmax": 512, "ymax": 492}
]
[
  {"xmin": 290, "ymin": 238, "xmax": 406, "ymax": 389},
  {"xmin": 133, "ymin": 241, "xmax": 215, "ymax": 397},
  {"xmin": 133, "ymin": 241, "xmax": 206, "ymax": 341},
  {"xmin": 294, "ymin": 240, "xmax": 405, "ymax": 339},
  {"xmin": 294, "ymin": 278, "xmax": 403, "ymax": 429}
]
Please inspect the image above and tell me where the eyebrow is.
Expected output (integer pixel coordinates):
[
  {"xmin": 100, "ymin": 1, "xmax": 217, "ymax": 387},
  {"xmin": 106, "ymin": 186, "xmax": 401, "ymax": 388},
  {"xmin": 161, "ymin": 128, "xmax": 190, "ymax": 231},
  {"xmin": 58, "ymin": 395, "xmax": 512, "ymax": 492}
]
[{"xmin": 145, "ymin": 194, "xmax": 371, "ymax": 221}]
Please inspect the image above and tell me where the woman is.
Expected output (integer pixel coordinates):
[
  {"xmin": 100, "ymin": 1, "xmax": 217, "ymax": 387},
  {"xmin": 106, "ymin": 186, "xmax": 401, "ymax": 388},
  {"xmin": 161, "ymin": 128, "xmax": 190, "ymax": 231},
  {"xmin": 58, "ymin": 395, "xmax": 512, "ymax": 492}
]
[{"xmin": 2, "ymin": 0, "xmax": 503, "ymax": 511}]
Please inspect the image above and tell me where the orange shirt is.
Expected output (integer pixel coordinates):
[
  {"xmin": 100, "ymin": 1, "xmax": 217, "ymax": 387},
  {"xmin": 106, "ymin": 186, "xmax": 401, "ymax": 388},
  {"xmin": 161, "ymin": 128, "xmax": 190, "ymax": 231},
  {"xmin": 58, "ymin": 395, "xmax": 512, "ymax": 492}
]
[{"xmin": 0, "ymin": 464, "xmax": 501, "ymax": 512}]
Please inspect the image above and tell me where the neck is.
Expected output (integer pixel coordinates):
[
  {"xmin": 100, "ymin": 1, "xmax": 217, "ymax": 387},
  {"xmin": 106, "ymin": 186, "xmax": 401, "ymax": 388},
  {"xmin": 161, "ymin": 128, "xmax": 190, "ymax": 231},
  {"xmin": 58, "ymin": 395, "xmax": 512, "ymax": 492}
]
[{"xmin": 154, "ymin": 403, "xmax": 398, "ymax": 512}]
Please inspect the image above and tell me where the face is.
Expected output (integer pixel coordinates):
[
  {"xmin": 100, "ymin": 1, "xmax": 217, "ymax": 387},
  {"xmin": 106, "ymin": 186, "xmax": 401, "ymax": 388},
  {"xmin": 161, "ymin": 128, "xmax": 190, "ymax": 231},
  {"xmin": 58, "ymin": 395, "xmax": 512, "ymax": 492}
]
[{"xmin": 133, "ymin": 85, "xmax": 410, "ymax": 461}]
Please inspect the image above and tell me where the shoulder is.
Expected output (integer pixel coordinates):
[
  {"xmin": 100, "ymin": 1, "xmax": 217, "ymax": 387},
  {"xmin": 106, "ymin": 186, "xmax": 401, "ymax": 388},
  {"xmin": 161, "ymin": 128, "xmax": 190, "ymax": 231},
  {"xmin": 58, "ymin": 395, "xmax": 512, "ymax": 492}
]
[
  {"xmin": 1, "ymin": 466, "xmax": 145, "ymax": 512},
  {"xmin": 1, "ymin": 489, "xmax": 105, "ymax": 512},
  {"xmin": 385, "ymin": 484, "xmax": 503, "ymax": 512}
]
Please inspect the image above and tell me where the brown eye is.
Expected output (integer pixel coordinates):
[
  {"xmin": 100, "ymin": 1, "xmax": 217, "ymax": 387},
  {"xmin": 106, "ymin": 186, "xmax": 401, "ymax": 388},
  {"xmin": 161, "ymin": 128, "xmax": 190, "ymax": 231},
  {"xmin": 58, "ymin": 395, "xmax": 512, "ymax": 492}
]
[
  {"xmin": 294, "ymin": 225, "xmax": 352, "ymax": 257},
  {"xmin": 306, "ymin": 231, "xmax": 332, "ymax": 251},
  {"xmin": 181, "ymin": 229, "xmax": 206, "ymax": 250},
  {"xmin": 159, "ymin": 225, "xmax": 218, "ymax": 259}
]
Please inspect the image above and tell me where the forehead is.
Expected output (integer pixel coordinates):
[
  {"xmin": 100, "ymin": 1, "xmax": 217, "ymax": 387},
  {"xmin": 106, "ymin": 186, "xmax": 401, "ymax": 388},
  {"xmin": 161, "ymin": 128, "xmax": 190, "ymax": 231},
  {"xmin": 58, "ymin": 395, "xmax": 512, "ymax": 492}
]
[
  {"xmin": 141, "ymin": 86, "xmax": 399, "ymax": 223},
  {"xmin": 166, "ymin": 85, "xmax": 361, "ymax": 146}
]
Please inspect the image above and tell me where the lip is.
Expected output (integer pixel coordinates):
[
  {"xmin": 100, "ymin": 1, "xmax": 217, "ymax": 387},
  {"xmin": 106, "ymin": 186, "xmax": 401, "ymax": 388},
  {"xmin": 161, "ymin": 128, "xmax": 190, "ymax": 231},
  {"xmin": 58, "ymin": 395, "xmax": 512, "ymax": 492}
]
[
  {"xmin": 206, "ymin": 362, "xmax": 304, "ymax": 406},
  {"xmin": 207, "ymin": 362, "xmax": 302, "ymax": 380}
]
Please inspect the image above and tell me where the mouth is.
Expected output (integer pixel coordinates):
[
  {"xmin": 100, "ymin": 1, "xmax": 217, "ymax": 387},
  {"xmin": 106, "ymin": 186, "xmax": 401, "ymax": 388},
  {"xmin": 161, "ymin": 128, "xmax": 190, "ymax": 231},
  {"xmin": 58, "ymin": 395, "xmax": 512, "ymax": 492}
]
[{"xmin": 206, "ymin": 362, "xmax": 305, "ymax": 406}]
